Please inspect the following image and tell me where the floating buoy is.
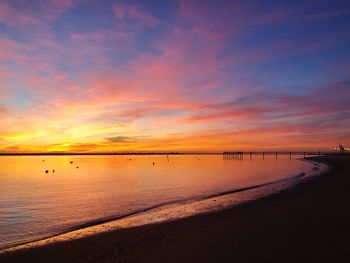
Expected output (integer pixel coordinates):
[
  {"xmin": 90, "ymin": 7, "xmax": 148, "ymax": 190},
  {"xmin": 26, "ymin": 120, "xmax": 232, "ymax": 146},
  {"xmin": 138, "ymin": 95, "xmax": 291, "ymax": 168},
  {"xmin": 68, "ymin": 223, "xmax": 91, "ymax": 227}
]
[
  {"xmin": 152, "ymin": 162, "xmax": 155, "ymax": 165},
  {"xmin": 70, "ymin": 161, "xmax": 73, "ymax": 164},
  {"xmin": 76, "ymin": 166, "xmax": 79, "ymax": 169},
  {"xmin": 52, "ymin": 170, "xmax": 55, "ymax": 173},
  {"xmin": 45, "ymin": 170, "xmax": 49, "ymax": 173}
]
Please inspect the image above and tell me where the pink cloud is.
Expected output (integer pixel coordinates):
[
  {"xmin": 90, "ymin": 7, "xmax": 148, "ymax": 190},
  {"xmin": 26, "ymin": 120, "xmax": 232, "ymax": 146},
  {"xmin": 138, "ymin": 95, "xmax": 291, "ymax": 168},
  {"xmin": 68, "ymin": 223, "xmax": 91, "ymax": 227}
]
[
  {"xmin": 70, "ymin": 32, "xmax": 107, "ymax": 42},
  {"xmin": 0, "ymin": 1, "xmax": 36, "ymax": 26},
  {"xmin": 307, "ymin": 9, "xmax": 350, "ymax": 19},
  {"xmin": 0, "ymin": 71, "xmax": 10, "ymax": 78},
  {"xmin": 0, "ymin": 38, "xmax": 31, "ymax": 63},
  {"xmin": 114, "ymin": 3, "xmax": 159, "ymax": 26},
  {"xmin": 47, "ymin": 0, "xmax": 76, "ymax": 13},
  {"xmin": 178, "ymin": 0, "xmax": 306, "ymax": 42},
  {"xmin": 182, "ymin": 107, "xmax": 270, "ymax": 124},
  {"xmin": 40, "ymin": 0, "xmax": 77, "ymax": 21},
  {"xmin": 277, "ymin": 80, "xmax": 350, "ymax": 117},
  {"xmin": 69, "ymin": 27, "xmax": 134, "ymax": 42},
  {"xmin": 0, "ymin": 107, "xmax": 8, "ymax": 119},
  {"xmin": 174, "ymin": 78, "xmax": 350, "ymax": 144},
  {"xmin": 0, "ymin": 0, "xmax": 76, "ymax": 28}
]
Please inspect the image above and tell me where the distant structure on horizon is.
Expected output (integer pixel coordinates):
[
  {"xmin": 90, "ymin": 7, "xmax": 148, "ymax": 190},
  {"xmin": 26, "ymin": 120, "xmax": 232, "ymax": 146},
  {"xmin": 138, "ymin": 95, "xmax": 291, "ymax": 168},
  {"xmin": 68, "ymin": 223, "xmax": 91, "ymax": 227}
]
[{"xmin": 331, "ymin": 143, "xmax": 350, "ymax": 153}]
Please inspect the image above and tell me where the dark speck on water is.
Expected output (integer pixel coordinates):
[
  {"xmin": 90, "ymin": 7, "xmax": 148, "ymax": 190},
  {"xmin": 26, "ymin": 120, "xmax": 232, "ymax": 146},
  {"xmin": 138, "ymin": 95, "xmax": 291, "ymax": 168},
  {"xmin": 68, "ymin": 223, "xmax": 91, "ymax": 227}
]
[
  {"xmin": 70, "ymin": 161, "xmax": 73, "ymax": 164},
  {"xmin": 45, "ymin": 170, "xmax": 49, "ymax": 173},
  {"xmin": 76, "ymin": 166, "xmax": 79, "ymax": 169},
  {"xmin": 52, "ymin": 170, "xmax": 55, "ymax": 173}
]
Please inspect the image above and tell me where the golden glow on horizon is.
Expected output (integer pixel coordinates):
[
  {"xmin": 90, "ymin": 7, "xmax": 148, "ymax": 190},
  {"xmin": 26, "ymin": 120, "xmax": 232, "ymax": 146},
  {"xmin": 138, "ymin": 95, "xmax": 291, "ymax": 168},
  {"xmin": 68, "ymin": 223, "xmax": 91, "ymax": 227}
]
[{"xmin": 1, "ymin": 101, "xmax": 348, "ymax": 153}]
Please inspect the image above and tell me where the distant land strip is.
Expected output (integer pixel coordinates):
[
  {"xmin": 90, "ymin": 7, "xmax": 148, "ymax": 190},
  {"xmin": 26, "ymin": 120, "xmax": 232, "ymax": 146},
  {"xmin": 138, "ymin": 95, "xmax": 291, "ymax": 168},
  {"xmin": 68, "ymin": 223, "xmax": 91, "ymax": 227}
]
[
  {"xmin": 0, "ymin": 151, "xmax": 347, "ymax": 156},
  {"xmin": 0, "ymin": 152, "xmax": 185, "ymax": 156}
]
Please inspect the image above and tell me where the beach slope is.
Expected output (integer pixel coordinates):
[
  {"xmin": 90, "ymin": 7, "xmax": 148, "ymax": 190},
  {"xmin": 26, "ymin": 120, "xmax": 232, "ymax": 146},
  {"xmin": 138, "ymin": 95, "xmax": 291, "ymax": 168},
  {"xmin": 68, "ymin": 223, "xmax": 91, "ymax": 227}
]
[{"xmin": 1, "ymin": 155, "xmax": 350, "ymax": 263}]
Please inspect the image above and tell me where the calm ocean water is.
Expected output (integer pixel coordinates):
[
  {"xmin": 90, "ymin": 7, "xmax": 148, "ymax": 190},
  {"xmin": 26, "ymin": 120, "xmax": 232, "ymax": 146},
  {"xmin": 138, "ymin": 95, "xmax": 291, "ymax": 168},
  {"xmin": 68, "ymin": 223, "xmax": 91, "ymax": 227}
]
[{"xmin": 0, "ymin": 154, "xmax": 315, "ymax": 249}]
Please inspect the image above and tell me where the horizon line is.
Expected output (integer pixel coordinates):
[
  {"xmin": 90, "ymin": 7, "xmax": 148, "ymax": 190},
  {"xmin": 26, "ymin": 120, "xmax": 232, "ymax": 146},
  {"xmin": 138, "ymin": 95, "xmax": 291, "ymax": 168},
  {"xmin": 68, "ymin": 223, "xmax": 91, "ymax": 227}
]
[{"xmin": 0, "ymin": 150, "xmax": 339, "ymax": 156}]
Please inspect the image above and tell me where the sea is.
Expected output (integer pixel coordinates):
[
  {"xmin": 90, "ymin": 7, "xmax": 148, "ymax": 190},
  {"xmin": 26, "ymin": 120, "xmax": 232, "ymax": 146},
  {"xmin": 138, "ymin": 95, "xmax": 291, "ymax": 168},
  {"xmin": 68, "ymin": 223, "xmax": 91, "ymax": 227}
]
[{"xmin": 0, "ymin": 154, "xmax": 322, "ymax": 249}]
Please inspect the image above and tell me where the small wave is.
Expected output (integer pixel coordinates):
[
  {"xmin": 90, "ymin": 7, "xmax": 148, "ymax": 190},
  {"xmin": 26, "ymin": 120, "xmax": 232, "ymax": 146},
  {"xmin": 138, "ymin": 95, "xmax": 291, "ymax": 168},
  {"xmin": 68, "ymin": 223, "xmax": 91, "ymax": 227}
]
[{"xmin": 63, "ymin": 171, "xmax": 309, "ymax": 234}]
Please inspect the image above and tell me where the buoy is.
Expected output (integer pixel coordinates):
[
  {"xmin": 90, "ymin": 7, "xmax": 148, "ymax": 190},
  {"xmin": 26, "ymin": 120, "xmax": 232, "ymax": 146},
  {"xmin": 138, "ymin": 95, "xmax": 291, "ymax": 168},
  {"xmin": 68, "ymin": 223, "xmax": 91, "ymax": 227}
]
[
  {"xmin": 153, "ymin": 162, "xmax": 155, "ymax": 165},
  {"xmin": 52, "ymin": 170, "xmax": 55, "ymax": 173},
  {"xmin": 45, "ymin": 170, "xmax": 49, "ymax": 173},
  {"xmin": 76, "ymin": 166, "xmax": 79, "ymax": 169},
  {"xmin": 70, "ymin": 161, "xmax": 73, "ymax": 164}
]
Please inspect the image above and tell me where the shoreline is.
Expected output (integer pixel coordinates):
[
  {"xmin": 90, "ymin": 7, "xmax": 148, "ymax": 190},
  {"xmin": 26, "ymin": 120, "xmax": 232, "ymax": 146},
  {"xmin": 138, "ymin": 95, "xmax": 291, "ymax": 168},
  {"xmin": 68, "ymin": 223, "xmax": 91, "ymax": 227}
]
[
  {"xmin": 1, "ymin": 155, "xmax": 349, "ymax": 262},
  {"xmin": 0, "ymin": 158, "xmax": 323, "ymax": 252}
]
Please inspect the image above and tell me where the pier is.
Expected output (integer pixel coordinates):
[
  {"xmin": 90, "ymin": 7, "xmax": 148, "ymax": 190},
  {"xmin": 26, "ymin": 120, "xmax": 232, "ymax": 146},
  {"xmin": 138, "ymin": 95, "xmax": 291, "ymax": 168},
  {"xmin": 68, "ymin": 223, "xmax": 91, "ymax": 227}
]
[{"xmin": 223, "ymin": 151, "xmax": 338, "ymax": 160}]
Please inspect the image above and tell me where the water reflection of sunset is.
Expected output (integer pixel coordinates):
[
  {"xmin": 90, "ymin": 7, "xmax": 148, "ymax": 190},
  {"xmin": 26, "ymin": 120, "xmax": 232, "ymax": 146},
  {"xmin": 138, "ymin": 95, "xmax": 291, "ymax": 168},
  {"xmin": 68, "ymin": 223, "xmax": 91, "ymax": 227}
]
[{"xmin": 0, "ymin": 155, "xmax": 312, "ymax": 249}]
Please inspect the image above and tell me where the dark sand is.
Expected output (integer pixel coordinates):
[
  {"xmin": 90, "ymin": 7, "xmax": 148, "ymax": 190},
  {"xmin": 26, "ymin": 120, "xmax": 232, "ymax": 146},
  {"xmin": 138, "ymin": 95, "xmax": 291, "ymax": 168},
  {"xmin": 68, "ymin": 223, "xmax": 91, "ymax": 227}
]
[{"xmin": 1, "ymin": 155, "xmax": 350, "ymax": 263}]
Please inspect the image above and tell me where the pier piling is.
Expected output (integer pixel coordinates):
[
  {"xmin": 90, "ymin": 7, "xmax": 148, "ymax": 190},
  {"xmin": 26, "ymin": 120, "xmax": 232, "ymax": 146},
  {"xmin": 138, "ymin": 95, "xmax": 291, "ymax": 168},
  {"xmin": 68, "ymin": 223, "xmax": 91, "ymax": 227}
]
[{"xmin": 223, "ymin": 151, "xmax": 334, "ymax": 160}]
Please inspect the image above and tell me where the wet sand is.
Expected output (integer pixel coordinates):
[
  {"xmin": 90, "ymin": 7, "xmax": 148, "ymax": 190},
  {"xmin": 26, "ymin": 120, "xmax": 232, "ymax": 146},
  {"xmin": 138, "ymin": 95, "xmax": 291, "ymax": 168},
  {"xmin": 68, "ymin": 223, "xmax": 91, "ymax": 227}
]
[{"xmin": 1, "ymin": 155, "xmax": 350, "ymax": 263}]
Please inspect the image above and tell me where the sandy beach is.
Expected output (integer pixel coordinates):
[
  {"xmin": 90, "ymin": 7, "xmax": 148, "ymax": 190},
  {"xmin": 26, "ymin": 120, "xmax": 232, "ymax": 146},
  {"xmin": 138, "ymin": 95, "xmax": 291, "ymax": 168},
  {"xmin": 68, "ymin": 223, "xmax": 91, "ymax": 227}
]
[{"xmin": 1, "ymin": 155, "xmax": 350, "ymax": 263}]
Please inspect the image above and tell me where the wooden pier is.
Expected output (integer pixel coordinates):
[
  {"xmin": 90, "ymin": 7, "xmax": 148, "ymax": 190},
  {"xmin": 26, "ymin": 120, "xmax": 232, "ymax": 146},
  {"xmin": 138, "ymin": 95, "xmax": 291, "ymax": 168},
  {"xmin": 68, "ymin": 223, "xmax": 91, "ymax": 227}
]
[{"xmin": 223, "ymin": 151, "xmax": 337, "ymax": 160}]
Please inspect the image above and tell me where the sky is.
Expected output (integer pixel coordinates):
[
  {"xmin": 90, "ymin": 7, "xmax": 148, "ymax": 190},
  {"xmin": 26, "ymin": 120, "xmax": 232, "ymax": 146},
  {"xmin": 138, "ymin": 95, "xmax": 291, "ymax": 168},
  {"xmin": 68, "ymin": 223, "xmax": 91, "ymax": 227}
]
[{"xmin": 0, "ymin": 0, "xmax": 349, "ymax": 153}]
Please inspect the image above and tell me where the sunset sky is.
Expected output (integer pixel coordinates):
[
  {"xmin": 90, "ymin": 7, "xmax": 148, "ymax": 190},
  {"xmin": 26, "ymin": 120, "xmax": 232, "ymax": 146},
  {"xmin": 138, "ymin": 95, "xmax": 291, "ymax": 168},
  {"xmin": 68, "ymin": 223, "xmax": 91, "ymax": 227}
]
[{"xmin": 0, "ymin": 0, "xmax": 349, "ymax": 153}]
